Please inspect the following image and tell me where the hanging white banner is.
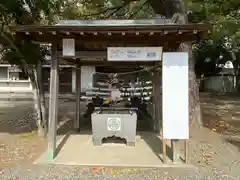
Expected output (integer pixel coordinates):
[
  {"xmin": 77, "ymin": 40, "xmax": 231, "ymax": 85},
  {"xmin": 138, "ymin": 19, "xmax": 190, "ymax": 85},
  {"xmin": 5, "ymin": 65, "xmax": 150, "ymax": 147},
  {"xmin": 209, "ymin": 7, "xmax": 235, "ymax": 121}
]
[
  {"xmin": 107, "ymin": 47, "xmax": 162, "ymax": 61},
  {"xmin": 63, "ymin": 38, "xmax": 75, "ymax": 57}
]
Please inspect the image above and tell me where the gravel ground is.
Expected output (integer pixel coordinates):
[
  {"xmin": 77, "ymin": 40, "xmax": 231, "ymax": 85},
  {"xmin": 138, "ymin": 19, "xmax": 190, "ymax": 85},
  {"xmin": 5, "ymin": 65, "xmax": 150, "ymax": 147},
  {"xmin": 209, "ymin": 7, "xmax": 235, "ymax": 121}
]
[
  {"xmin": 0, "ymin": 165, "xmax": 239, "ymax": 180},
  {"xmin": 0, "ymin": 93, "xmax": 240, "ymax": 179}
]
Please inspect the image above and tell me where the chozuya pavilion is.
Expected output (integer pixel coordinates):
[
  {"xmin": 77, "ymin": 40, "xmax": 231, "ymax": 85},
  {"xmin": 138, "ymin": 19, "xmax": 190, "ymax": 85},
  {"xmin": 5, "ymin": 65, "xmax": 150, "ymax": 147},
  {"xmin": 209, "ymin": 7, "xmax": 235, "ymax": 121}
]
[{"xmin": 11, "ymin": 18, "xmax": 211, "ymax": 167}]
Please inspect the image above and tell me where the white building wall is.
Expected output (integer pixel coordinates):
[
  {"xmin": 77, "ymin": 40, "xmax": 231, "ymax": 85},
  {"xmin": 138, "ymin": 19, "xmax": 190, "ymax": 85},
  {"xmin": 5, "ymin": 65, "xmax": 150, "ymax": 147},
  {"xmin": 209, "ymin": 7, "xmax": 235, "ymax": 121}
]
[
  {"xmin": 0, "ymin": 80, "xmax": 32, "ymax": 92},
  {"xmin": 0, "ymin": 65, "xmax": 32, "ymax": 92},
  {"xmin": 204, "ymin": 76, "xmax": 235, "ymax": 92},
  {"xmin": 1, "ymin": 64, "xmax": 96, "ymax": 93}
]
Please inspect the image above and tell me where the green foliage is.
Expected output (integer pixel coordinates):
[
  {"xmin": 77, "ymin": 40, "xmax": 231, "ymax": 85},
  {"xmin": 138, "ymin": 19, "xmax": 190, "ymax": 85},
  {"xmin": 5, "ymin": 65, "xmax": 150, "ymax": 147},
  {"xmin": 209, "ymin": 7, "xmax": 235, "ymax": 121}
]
[
  {"xmin": 194, "ymin": 40, "xmax": 231, "ymax": 76},
  {"xmin": 188, "ymin": 0, "xmax": 240, "ymax": 75},
  {"xmin": 0, "ymin": 0, "xmax": 154, "ymax": 72},
  {"xmin": 189, "ymin": 0, "xmax": 239, "ymax": 45},
  {"xmin": 0, "ymin": 0, "xmax": 66, "ymax": 71},
  {"xmin": 0, "ymin": 0, "xmax": 239, "ymax": 77}
]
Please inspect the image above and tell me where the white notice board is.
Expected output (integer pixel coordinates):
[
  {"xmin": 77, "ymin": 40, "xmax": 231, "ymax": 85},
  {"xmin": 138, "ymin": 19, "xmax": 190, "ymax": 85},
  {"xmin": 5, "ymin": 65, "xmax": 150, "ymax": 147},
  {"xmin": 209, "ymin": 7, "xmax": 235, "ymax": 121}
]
[
  {"xmin": 107, "ymin": 47, "xmax": 162, "ymax": 61},
  {"xmin": 63, "ymin": 39, "xmax": 75, "ymax": 56},
  {"xmin": 162, "ymin": 52, "xmax": 189, "ymax": 139}
]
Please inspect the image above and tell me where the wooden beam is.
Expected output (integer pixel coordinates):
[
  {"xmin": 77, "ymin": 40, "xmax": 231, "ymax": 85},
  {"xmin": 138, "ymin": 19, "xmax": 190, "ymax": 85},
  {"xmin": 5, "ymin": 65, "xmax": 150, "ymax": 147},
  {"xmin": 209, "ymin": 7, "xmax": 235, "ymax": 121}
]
[
  {"xmin": 11, "ymin": 23, "xmax": 211, "ymax": 33},
  {"xmin": 75, "ymin": 64, "xmax": 81, "ymax": 131},
  {"xmin": 17, "ymin": 31, "xmax": 206, "ymax": 44},
  {"xmin": 56, "ymin": 51, "xmax": 107, "ymax": 58},
  {"xmin": 62, "ymin": 58, "xmax": 160, "ymax": 66},
  {"xmin": 47, "ymin": 44, "xmax": 59, "ymax": 160}
]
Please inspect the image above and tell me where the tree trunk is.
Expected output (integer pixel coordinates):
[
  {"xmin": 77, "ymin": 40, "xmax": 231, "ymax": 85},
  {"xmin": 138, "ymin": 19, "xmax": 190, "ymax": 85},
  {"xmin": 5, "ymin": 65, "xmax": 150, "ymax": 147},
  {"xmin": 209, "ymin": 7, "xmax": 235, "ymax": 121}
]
[
  {"xmin": 145, "ymin": 0, "xmax": 202, "ymax": 127},
  {"xmin": 173, "ymin": 0, "xmax": 203, "ymax": 127},
  {"xmin": 235, "ymin": 65, "xmax": 239, "ymax": 92},
  {"xmin": 231, "ymin": 52, "xmax": 239, "ymax": 92},
  {"xmin": 233, "ymin": 71, "xmax": 237, "ymax": 92},
  {"xmin": 178, "ymin": 44, "xmax": 203, "ymax": 127},
  {"xmin": 37, "ymin": 61, "xmax": 48, "ymax": 136},
  {"xmin": 30, "ymin": 62, "xmax": 47, "ymax": 137}
]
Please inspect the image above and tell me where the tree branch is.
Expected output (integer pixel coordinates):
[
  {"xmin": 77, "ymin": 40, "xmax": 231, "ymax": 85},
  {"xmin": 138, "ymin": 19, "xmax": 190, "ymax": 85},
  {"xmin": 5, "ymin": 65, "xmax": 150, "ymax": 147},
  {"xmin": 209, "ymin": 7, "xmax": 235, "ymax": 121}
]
[
  {"xmin": 128, "ymin": 0, "xmax": 149, "ymax": 19},
  {"xmin": 105, "ymin": 5, "xmax": 127, "ymax": 19},
  {"xmin": 0, "ymin": 23, "xmax": 29, "ymax": 73},
  {"xmin": 148, "ymin": 0, "xmax": 165, "ymax": 16},
  {"xmin": 82, "ymin": 5, "xmax": 127, "ymax": 18}
]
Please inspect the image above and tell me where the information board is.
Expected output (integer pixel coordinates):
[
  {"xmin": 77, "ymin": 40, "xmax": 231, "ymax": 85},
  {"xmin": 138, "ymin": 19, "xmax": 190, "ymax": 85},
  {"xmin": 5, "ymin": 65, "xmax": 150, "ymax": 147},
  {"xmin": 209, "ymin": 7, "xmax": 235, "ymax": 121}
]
[
  {"xmin": 162, "ymin": 52, "xmax": 189, "ymax": 139},
  {"xmin": 107, "ymin": 47, "xmax": 162, "ymax": 61}
]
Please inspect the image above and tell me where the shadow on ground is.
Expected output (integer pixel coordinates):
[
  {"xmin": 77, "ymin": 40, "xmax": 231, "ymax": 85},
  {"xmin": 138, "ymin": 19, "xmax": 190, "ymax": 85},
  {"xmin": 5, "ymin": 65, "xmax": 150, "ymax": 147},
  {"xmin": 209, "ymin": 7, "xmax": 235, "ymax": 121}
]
[
  {"xmin": 0, "ymin": 96, "xmax": 79, "ymax": 135},
  {"xmin": 0, "ymin": 102, "xmax": 37, "ymax": 134},
  {"xmin": 142, "ymin": 133, "xmax": 173, "ymax": 162}
]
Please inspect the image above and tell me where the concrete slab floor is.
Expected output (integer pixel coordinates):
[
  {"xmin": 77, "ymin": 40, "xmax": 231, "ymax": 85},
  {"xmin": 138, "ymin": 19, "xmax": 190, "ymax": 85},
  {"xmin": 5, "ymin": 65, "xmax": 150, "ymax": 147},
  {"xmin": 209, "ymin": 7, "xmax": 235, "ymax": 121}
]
[{"xmin": 35, "ymin": 131, "xmax": 196, "ymax": 169}]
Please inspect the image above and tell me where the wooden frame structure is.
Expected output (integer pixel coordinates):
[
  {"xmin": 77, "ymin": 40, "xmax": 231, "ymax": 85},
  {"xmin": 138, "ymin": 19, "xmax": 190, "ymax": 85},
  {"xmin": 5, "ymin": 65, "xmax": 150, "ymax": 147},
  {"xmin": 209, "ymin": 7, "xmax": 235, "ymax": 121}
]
[{"xmin": 11, "ymin": 19, "xmax": 211, "ymax": 162}]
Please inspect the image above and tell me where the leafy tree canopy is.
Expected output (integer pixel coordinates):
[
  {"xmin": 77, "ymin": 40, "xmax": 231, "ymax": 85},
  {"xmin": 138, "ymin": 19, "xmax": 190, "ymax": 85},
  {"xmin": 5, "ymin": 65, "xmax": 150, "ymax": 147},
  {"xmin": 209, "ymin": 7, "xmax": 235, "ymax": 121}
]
[
  {"xmin": 188, "ymin": 0, "xmax": 240, "ymax": 76},
  {"xmin": 0, "ymin": 0, "xmax": 239, "ymax": 77}
]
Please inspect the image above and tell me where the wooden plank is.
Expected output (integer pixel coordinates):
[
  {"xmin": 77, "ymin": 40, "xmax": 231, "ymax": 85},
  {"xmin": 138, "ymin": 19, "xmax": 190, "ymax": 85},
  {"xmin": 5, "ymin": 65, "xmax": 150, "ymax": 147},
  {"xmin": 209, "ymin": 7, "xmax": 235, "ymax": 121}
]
[
  {"xmin": 152, "ymin": 69, "xmax": 161, "ymax": 133},
  {"xmin": 162, "ymin": 139, "xmax": 167, "ymax": 163},
  {"xmin": 172, "ymin": 140, "xmax": 180, "ymax": 162},
  {"xmin": 72, "ymin": 68, "xmax": 76, "ymax": 93},
  {"xmin": 152, "ymin": 72, "xmax": 156, "ymax": 131},
  {"xmin": 64, "ymin": 59, "xmax": 159, "ymax": 66},
  {"xmin": 12, "ymin": 23, "xmax": 211, "ymax": 33},
  {"xmin": 47, "ymin": 44, "xmax": 59, "ymax": 160},
  {"xmin": 19, "ymin": 32, "xmax": 207, "ymax": 45},
  {"xmin": 156, "ymin": 71, "xmax": 162, "ymax": 133},
  {"xmin": 76, "ymin": 64, "xmax": 81, "ymax": 131},
  {"xmin": 184, "ymin": 140, "xmax": 188, "ymax": 164}
]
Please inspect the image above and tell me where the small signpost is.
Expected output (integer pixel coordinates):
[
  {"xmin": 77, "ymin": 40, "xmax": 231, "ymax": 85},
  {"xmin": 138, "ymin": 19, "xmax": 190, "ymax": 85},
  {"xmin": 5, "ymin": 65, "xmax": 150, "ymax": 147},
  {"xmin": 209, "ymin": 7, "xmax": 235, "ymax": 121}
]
[{"xmin": 162, "ymin": 52, "xmax": 189, "ymax": 163}]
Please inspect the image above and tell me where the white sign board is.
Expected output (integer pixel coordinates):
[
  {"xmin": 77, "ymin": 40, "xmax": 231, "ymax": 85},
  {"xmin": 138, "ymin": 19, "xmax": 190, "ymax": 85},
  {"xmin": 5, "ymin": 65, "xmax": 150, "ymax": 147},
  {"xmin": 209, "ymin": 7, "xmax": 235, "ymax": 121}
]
[
  {"xmin": 107, "ymin": 47, "xmax": 162, "ymax": 61},
  {"xmin": 63, "ymin": 39, "xmax": 75, "ymax": 56},
  {"xmin": 162, "ymin": 52, "xmax": 189, "ymax": 139}
]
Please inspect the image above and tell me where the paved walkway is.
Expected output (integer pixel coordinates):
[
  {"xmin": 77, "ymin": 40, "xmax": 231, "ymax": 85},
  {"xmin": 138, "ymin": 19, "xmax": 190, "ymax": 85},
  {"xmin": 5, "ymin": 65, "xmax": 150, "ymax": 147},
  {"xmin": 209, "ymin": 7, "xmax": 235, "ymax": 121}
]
[{"xmin": 35, "ymin": 131, "xmax": 195, "ymax": 168}]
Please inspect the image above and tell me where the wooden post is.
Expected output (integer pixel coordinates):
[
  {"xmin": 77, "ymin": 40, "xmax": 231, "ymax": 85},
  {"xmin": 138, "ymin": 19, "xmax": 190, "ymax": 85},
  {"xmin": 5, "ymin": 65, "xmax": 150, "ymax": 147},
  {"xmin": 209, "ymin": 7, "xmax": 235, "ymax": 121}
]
[
  {"xmin": 172, "ymin": 140, "xmax": 180, "ymax": 162},
  {"xmin": 156, "ymin": 70, "xmax": 161, "ymax": 133},
  {"xmin": 152, "ymin": 73, "xmax": 156, "ymax": 132},
  {"xmin": 162, "ymin": 139, "xmax": 167, "ymax": 163},
  {"xmin": 184, "ymin": 140, "xmax": 188, "ymax": 164},
  {"xmin": 152, "ymin": 69, "xmax": 161, "ymax": 133},
  {"xmin": 47, "ymin": 44, "xmax": 59, "ymax": 160},
  {"xmin": 72, "ymin": 68, "xmax": 76, "ymax": 93},
  {"xmin": 75, "ymin": 64, "xmax": 81, "ymax": 131}
]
